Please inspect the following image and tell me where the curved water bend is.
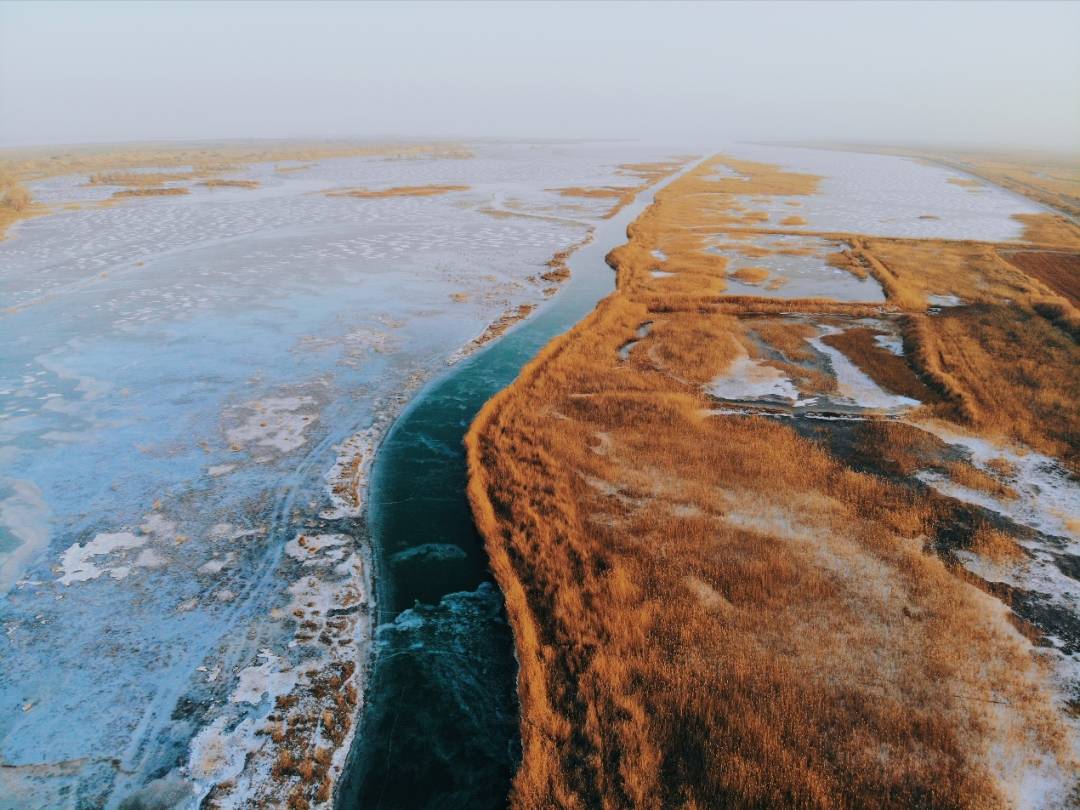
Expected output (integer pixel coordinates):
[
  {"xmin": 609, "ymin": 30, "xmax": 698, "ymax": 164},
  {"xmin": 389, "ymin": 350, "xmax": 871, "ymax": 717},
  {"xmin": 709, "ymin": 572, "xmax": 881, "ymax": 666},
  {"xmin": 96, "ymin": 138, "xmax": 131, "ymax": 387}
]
[{"xmin": 338, "ymin": 158, "xmax": 700, "ymax": 810}]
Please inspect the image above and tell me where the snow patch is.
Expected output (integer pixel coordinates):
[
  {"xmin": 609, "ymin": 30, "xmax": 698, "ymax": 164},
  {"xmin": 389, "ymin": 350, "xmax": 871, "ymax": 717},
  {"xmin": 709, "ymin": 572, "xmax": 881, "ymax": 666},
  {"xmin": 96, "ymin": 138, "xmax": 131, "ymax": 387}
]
[
  {"xmin": 873, "ymin": 333, "xmax": 904, "ymax": 356},
  {"xmin": 809, "ymin": 325, "xmax": 920, "ymax": 412},
  {"xmin": 226, "ymin": 395, "xmax": 318, "ymax": 456},
  {"xmin": 57, "ymin": 531, "xmax": 145, "ymax": 585},
  {"xmin": 232, "ymin": 650, "xmax": 299, "ymax": 706},
  {"xmin": 914, "ymin": 421, "xmax": 1078, "ymax": 541},
  {"xmin": 708, "ymin": 350, "xmax": 798, "ymax": 404}
]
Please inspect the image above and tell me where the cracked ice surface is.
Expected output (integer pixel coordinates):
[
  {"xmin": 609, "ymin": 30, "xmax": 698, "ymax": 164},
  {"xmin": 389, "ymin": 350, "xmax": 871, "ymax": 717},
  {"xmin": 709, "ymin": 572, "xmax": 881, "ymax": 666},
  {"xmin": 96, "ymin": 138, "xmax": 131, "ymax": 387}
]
[{"xmin": 0, "ymin": 141, "xmax": 679, "ymax": 808}]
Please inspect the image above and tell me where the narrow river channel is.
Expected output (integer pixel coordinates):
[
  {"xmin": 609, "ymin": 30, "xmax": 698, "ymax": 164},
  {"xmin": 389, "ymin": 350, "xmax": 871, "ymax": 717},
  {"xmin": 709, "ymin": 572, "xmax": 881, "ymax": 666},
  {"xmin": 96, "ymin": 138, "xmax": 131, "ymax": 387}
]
[{"xmin": 337, "ymin": 158, "xmax": 701, "ymax": 810}]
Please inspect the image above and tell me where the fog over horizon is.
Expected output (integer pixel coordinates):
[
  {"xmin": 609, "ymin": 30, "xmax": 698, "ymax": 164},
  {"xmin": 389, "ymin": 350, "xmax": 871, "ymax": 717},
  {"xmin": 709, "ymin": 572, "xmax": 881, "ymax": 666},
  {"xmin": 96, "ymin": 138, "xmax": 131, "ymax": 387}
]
[{"xmin": 1, "ymin": 0, "xmax": 1078, "ymax": 153}]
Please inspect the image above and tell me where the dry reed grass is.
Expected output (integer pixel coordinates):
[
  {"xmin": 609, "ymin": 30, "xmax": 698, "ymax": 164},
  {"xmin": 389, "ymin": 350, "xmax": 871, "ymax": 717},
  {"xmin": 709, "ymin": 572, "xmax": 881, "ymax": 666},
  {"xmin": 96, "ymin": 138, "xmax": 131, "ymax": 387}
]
[
  {"xmin": 111, "ymin": 187, "xmax": 189, "ymax": 199},
  {"xmin": 906, "ymin": 304, "xmax": 1079, "ymax": 471},
  {"xmin": 199, "ymin": 178, "xmax": 260, "ymax": 189},
  {"xmin": 0, "ymin": 140, "xmax": 472, "ymax": 183},
  {"xmin": 1012, "ymin": 213, "xmax": 1080, "ymax": 248},
  {"xmin": 943, "ymin": 461, "xmax": 1018, "ymax": 501},
  {"xmin": 88, "ymin": 170, "xmax": 196, "ymax": 186},
  {"xmin": 0, "ymin": 172, "xmax": 44, "ymax": 239},
  {"xmin": 819, "ymin": 326, "xmax": 940, "ymax": 403},
  {"xmin": 457, "ymin": 304, "xmax": 536, "ymax": 357},
  {"xmin": 465, "ymin": 153, "xmax": 1076, "ymax": 808},
  {"xmin": 1001, "ymin": 250, "xmax": 1080, "ymax": 306},
  {"xmin": 324, "ymin": 184, "xmax": 469, "ymax": 198},
  {"xmin": 549, "ymin": 186, "xmax": 639, "ymax": 219},
  {"xmin": 730, "ymin": 266, "xmax": 770, "ymax": 285},
  {"xmin": 830, "ymin": 237, "xmax": 1080, "ymax": 468},
  {"xmin": 947, "ymin": 178, "xmax": 984, "ymax": 190},
  {"xmin": 968, "ymin": 525, "xmax": 1026, "ymax": 563}
]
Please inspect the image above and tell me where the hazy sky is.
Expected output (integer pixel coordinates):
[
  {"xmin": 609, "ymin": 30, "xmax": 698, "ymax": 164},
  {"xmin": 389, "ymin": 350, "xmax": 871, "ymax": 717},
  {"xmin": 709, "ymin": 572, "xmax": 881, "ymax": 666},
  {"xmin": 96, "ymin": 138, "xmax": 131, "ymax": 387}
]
[{"xmin": 1, "ymin": 0, "xmax": 1078, "ymax": 150}]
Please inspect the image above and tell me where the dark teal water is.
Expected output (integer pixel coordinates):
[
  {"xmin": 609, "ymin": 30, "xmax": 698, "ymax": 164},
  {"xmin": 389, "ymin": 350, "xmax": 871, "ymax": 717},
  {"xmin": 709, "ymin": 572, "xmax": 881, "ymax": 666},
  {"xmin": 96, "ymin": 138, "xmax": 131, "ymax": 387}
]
[{"xmin": 338, "ymin": 162, "xmax": 697, "ymax": 810}]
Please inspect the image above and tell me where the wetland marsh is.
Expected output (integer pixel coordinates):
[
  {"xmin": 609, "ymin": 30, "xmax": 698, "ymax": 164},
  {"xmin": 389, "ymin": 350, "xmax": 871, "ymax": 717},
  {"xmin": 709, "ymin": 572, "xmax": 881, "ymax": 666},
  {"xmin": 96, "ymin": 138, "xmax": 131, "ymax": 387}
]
[
  {"xmin": 1, "ymin": 140, "xmax": 1077, "ymax": 810},
  {"xmin": 0, "ymin": 141, "xmax": 682, "ymax": 809}
]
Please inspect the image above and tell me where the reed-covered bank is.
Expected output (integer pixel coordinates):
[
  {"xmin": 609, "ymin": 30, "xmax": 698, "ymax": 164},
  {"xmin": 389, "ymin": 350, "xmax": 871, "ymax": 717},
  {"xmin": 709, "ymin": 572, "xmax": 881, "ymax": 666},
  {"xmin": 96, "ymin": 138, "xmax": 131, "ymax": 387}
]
[{"xmin": 465, "ymin": 155, "xmax": 1080, "ymax": 808}]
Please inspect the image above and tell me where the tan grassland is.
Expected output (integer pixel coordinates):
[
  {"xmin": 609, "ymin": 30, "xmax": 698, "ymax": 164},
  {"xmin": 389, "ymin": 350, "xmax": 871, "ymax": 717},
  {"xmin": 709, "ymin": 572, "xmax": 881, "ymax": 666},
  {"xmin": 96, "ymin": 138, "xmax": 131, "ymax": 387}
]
[
  {"xmin": 88, "ymin": 170, "xmax": 201, "ymax": 186},
  {"xmin": 0, "ymin": 171, "xmax": 45, "ymax": 239},
  {"xmin": 0, "ymin": 140, "xmax": 472, "ymax": 182},
  {"xmin": 198, "ymin": 178, "xmax": 260, "ymax": 189},
  {"xmin": 841, "ymin": 236, "xmax": 1080, "ymax": 468},
  {"xmin": 111, "ymin": 187, "xmax": 190, "ymax": 199},
  {"xmin": 947, "ymin": 177, "xmax": 984, "ymax": 190},
  {"xmin": 730, "ymin": 266, "xmax": 770, "ymax": 284},
  {"xmin": 465, "ymin": 154, "xmax": 1079, "ymax": 808},
  {"xmin": 276, "ymin": 163, "xmax": 318, "ymax": 174},
  {"xmin": 1011, "ymin": 212, "xmax": 1080, "ymax": 248},
  {"xmin": 1001, "ymin": 250, "xmax": 1080, "ymax": 306},
  {"xmin": 323, "ymin": 184, "xmax": 470, "ymax": 199}
]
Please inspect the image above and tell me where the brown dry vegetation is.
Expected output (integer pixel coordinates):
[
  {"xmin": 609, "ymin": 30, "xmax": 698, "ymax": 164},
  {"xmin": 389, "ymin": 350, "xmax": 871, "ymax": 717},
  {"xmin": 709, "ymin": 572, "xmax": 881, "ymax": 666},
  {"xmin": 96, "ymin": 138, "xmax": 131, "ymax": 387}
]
[
  {"xmin": 947, "ymin": 177, "xmax": 984, "ymax": 190},
  {"xmin": 551, "ymin": 186, "xmax": 634, "ymax": 200},
  {"xmin": 324, "ymin": 184, "xmax": 469, "ymax": 199},
  {"xmin": 1001, "ymin": 250, "xmax": 1080, "ymax": 306},
  {"xmin": 906, "ymin": 304, "xmax": 1078, "ymax": 471},
  {"xmin": 111, "ymin": 187, "xmax": 190, "ymax": 199},
  {"xmin": 276, "ymin": 163, "xmax": 317, "ymax": 174},
  {"xmin": 537, "ymin": 234, "xmax": 595, "ymax": 292},
  {"xmin": 819, "ymin": 327, "xmax": 940, "ymax": 403},
  {"xmin": 466, "ymin": 153, "xmax": 1078, "ymax": 808},
  {"xmin": 88, "ymin": 170, "xmax": 197, "ymax": 186},
  {"xmin": 968, "ymin": 525, "xmax": 1026, "ymax": 563},
  {"xmin": 837, "ymin": 236, "xmax": 1080, "ymax": 468},
  {"xmin": 1012, "ymin": 213, "xmax": 1080, "ymax": 249},
  {"xmin": 456, "ymin": 304, "xmax": 537, "ymax": 358},
  {"xmin": 0, "ymin": 174, "xmax": 41, "ymax": 239},
  {"xmin": 943, "ymin": 461, "xmax": 1019, "ymax": 502},
  {"xmin": 0, "ymin": 140, "xmax": 471, "ymax": 232},
  {"xmin": 0, "ymin": 140, "xmax": 472, "ymax": 183},
  {"xmin": 549, "ymin": 185, "xmax": 640, "ymax": 219},
  {"xmin": 199, "ymin": 178, "xmax": 260, "ymax": 189},
  {"xmin": 729, "ymin": 265, "xmax": 770, "ymax": 285}
]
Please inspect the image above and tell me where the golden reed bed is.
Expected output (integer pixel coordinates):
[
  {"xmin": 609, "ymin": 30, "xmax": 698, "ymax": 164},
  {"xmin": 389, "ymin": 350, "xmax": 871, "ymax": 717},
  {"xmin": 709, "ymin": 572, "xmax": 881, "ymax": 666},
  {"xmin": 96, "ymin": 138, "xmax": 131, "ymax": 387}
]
[{"xmin": 466, "ymin": 155, "xmax": 1080, "ymax": 808}]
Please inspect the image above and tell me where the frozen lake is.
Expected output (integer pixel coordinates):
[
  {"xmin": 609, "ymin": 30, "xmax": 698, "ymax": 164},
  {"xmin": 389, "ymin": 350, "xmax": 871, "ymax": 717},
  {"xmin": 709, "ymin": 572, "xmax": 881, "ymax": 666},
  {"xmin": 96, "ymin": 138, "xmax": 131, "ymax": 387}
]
[
  {"xmin": 0, "ymin": 141, "xmax": 679, "ymax": 808},
  {"xmin": 721, "ymin": 144, "xmax": 1047, "ymax": 241}
]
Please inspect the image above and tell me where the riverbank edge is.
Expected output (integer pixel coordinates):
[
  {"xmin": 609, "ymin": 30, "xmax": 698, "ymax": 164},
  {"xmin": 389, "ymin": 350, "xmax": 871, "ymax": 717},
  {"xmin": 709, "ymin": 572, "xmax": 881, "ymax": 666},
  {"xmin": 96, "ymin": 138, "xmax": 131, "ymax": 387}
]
[
  {"xmin": 333, "ymin": 157, "xmax": 696, "ymax": 809},
  {"xmin": 327, "ymin": 204, "xmax": 606, "ymax": 810},
  {"xmin": 461, "ymin": 160, "xmax": 703, "ymax": 807}
]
